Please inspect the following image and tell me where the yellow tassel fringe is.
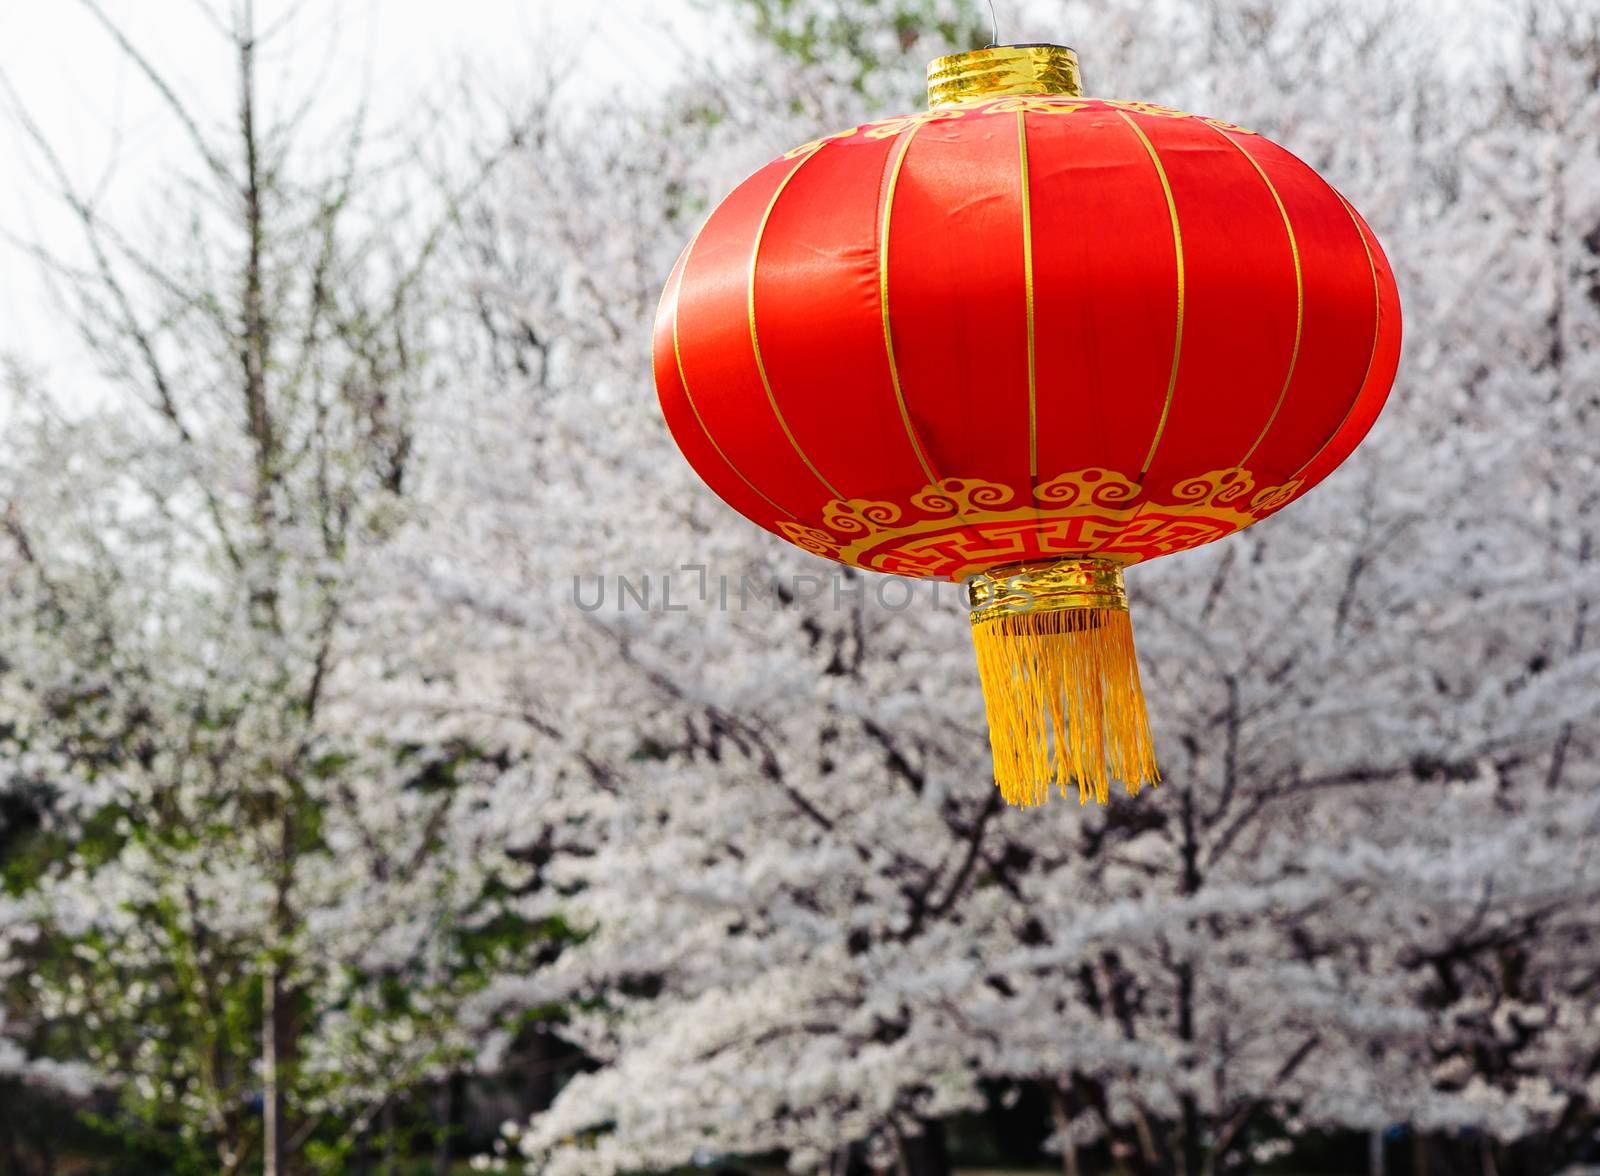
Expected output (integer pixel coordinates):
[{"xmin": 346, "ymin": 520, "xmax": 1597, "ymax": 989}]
[{"xmin": 971, "ymin": 606, "xmax": 1160, "ymax": 807}]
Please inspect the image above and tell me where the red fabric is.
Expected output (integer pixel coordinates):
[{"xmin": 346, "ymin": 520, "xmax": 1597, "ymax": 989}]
[
  {"xmin": 1025, "ymin": 105, "xmax": 1180, "ymax": 481},
  {"xmin": 655, "ymin": 98, "xmax": 1403, "ymax": 581},
  {"xmin": 887, "ymin": 117, "xmax": 1031, "ymax": 486}
]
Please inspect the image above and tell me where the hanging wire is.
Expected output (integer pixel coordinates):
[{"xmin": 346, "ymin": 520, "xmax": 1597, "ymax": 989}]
[{"xmin": 985, "ymin": 0, "xmax": 1000, "ymax": 47}]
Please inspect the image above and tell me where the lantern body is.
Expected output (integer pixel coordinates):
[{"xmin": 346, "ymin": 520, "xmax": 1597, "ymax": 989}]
[
  {"xmin": 654, "ymin": 95, "xmax": 1400, "ymax": 583},
  {"xmin": 653, "ymin": 46, "xmax": 1401, "ymax": 806}
]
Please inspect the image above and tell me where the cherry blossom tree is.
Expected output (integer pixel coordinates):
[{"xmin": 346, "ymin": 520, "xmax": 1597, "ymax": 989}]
[
  {"xmin": 402, "ymin": 2, "xmax": 1600, "ymax": 1174},
  {"xmin": 0, "ymin": 5, "xmax": 544, "ymax": 1172},
  {"xmin": 0, "ymin": 0, "xmax": 1595, "ymax": 1174}
]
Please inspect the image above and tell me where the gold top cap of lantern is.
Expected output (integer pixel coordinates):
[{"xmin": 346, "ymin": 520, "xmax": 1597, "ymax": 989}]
[{"xmin": 926, "ymin": 43, "xmax": 1083, "ymax": 108}]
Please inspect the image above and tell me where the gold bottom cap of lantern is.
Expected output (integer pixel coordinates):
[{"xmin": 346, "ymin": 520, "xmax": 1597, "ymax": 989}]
[{"xmin": 966, "ymin": 557, "xmax": 1159, "ymax": 808}]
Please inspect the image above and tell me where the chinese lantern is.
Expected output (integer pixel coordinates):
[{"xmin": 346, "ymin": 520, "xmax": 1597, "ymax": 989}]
[{"xmin": 653, "ymin": 45, "xmax": 1401, "ymax": 807}]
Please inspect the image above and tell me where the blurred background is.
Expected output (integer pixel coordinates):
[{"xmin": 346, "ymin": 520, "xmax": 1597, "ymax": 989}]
[{"xmin": 0, "ymin": 1, "xmax": 1596, "ymax": 1174}]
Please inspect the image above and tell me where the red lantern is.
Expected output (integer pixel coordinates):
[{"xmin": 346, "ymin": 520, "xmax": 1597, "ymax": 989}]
[{"xmin": 653, "ymin": 45, "xmax": 1402, "ymax": 807}]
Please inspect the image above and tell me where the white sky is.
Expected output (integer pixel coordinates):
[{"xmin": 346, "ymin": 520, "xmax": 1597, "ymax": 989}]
[{"xmin": 0, "ymin": 0, "xmax": 700, "ymax": 404}]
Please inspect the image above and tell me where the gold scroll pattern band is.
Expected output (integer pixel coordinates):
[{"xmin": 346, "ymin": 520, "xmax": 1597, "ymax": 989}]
[{"xmin": 775, "ymin": 467, "xmax": 1303, "ymax": 581}]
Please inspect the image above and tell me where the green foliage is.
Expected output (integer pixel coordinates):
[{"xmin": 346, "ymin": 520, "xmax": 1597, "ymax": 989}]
[{"xmin": 722, "ymin": 0, "xmax": 990, "ymax": 94}]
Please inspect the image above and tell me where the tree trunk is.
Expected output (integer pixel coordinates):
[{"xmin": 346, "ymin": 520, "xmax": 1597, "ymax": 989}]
[
  {"xmin": 1370, "ymin": 1128, "xmax": 1386, "ymax": 1176},
  {"xmin": 263, "ymin": 800, "xmax": 298, "ymax": 1176},
  {"xmin": 0, "ymin": 1090, "xmax": 27, "ymax": 1176},
  {"xmin": 1176, "ymin": 792, "xmax": 1206, "ymax": 1176},
  {"xmin": 1049, "ymin": 1084, "xmax": 1081, "ymax": 1176},
  {"xmin": 522, "ymin": 1028, "xmax": 568, "ymax": 1114},
  {"xmin": 895, "ymin": 1119, "xmax": 951, "ymax": 1176},
  {"xmin": 382, "ymin": 1101, "xmax": 398, "ymax": 1176},
  {"xmin": 1179, "ymin": 1089, "xmax": 1204, "ymax": 1176},
  {"xmin": 434, "ymin": 1074, "xmax": 463, "ymax": 1175},
  {"xmin": 263, "ymin": 973, "xmax": 283, "ymax": 1176},
  {"xmin": 1132, "ymin": 1107, "xmax": 1168, "ymax": 1174}
]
